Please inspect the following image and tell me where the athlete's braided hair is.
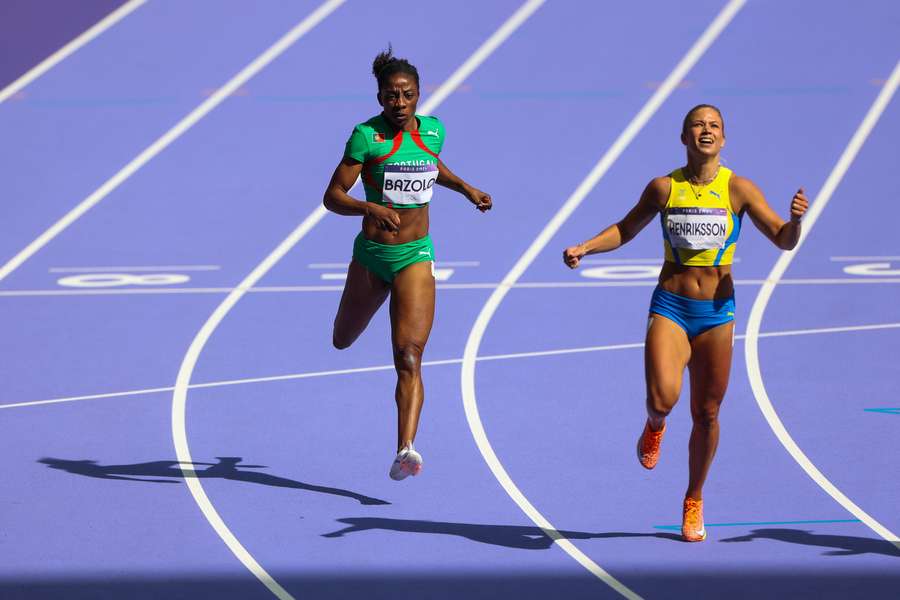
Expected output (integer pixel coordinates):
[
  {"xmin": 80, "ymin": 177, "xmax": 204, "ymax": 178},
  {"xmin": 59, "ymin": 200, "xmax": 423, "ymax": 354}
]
[
  {"xmin": 372, "ymin": 45, "xmax": 420, "ymax": 90},
  {"xmin": 682, "ymin": 104, "xmax": 725, "ymax": 135}
]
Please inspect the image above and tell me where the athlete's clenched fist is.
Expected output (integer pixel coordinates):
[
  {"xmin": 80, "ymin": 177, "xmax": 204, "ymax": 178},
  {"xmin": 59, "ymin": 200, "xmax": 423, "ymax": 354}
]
[
  {"xmin": 465, "ymin": 186, "xmax": 492, "ymax": 212},
  {"xmin": 790, "ymin": 188, "xmax": 809, "ymax": 222},
  {"xmin": 563, "ymin": 244, "xmax": 586, "ymax": 269}
]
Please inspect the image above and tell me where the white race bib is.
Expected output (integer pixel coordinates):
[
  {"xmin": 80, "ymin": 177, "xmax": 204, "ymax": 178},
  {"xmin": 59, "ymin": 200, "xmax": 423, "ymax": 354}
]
[
  {"xmin": 665, "ymin": 207, "xmax": 728, "ymax": 249},
  {"xmin": 383, "ymin": 163, "xmax": 438, "ymax": 206}
]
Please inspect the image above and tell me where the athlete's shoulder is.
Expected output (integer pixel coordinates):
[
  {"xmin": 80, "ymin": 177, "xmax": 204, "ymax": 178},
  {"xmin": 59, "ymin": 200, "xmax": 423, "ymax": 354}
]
[
  {"xmin": 354, "ymin": 114, "xmax": 389, "ymax": 132},
  {"xmin": 416, "ymin": 114, "xmax": 445, "ymax": 138},
  {"xmin": 417, "ymin": 114, "xmax": 443, "ymax": 128},
  {"xmin": 345, "ymin": 115, "xmax": 387, "ymax": 162},
  {"xmin": 729, "ymin": 173, "xmax": 761, "ymax": 197},
  {"xmin": 641, "ymin": 176, "xmax": 671, "ymax": 210},
  {"xmin": 649, "ymin": 175, "xmax": 672, "ymax": 196},
  {"xmin": 728, "ymin": 172, "xmax": 766, "ymax": 212}
]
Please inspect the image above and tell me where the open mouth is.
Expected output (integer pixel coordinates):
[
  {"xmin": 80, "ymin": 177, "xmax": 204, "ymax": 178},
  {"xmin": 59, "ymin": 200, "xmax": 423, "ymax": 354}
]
[{"xmin": 699, "ymin": 136, "xmax": 714, "ymax": 146}]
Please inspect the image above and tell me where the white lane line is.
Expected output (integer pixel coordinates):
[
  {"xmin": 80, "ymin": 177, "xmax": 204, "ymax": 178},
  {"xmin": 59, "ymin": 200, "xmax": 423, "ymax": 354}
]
[
  {"xmin": 6, "ymin": 320, "xmax": 899, "ymax": 411},
  {"xmin": 4, "ymin": 385, "xmax": 176, "ymax": 410},
  {"xmin": 169, "ymin": 3, "xmax": 546, "ymax": 599},
  {"xmin": 581, "ymin": 257, "xmax": 742, "ymax": 264},
  {"xmin": 0, "ymin": 0, "xmax": 146, "ymax": 104},
  {"xmin": 417, "ymin": 0, "xmax": 546, "ymax": 111},
  {"xmin": 49, "ymin": 265, "xmax": 221, "ymax": 273},
  {"xmin": 830, "ymin": 256, "xmax": 900, "ymax": 261},
  {"xmin": 168, "ymin": 2, "xmax": 348, "ymax": 599},
  {"xmin": 460, "ymin": 1, "xmax": 744, "ymax": 597},
  {"xmin": 307, "ymin": 260, "xmax": 480, "ymax": 268},
  {"xmin": 0, "ymin": 0, "xmax": 346, "ymax": 285},
  {"xmin": 6, "ymin": 276, "xmax": 900, "ymax": 297},
  {"xmin": 748, "ymin": 321, "xmax": 900, "ymax": 340},
  {"xmin": 581, "ymin": 257, "xmax": 666, "ymax": 264},
  {"xmin": 434, "ymin": 261, "xmax": 481, "ymax": 267},
  {"xmin": 745, "ymin": 59, "xmax": 900, "ymax": 550}
]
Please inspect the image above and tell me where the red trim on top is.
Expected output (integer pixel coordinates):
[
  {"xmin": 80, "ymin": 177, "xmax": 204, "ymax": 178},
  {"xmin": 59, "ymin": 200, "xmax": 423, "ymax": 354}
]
[
  {"xmin": 410, "ymin": 130, "xmax": 439, "ymax": 159},
  {"xmin": 362, "ymin": 131, "xmax": 403, "ymax": 192}
]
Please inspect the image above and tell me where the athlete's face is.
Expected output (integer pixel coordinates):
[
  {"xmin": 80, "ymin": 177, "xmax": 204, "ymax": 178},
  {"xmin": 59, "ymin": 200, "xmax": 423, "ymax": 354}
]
[
  {"xmin": 681, "ymin": 107, "xmax": 725, "ymax": 157},
  {"xmin": 378, "ymin": 73, "xmax": 419, "ymax": 130}
]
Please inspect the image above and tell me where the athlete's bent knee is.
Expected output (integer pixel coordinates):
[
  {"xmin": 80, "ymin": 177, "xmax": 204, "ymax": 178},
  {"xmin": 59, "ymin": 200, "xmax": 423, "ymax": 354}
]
[
  {"xmin": 647, "ymin": 386, "xmax": 677, "ymax": 418},
  {"xmin": 692, "ymin": 404, "xmax": 720, "ymax": 429},
  {"xmin": 394, "ymin": 342, "xmax": 424, "ymax": 374}
]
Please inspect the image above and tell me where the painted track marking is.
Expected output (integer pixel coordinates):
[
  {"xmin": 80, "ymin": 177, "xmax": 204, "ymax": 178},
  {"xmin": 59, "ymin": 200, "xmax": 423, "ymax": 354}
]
[
  {"xmin": 744, "ymin": 59, "xmax": 900, "ymax": 550},
  {"xmin": 0, "ymin": 0, "xmax": 346, "ymax": 284},
  {"xmin": 5, "ymin": 276, "xmax": 900, "ymax": 297},
  {"xmin": 6, "ymin": 320, "xmax": 899, "ymax": 411},
  {"xmin": 460, "ymin": 1, "xmax": 745, "ymax": 597},
  {"xmin": 49, "ymin": 265, "xmax": 221, "ymax": 272},
  {"xmin": 169, "ymin": 2, "xmax": 546, "ymax": 598},
  {"xmin": 0, "ymin": 0, "xmax": 146, "ymax": 104}
]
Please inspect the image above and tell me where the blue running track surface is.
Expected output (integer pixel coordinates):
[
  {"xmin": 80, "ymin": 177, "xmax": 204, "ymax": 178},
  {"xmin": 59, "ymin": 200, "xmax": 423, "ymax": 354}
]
[{"xmin": 2, "ymin": 1, "xmax": 898, "ymax": 598}]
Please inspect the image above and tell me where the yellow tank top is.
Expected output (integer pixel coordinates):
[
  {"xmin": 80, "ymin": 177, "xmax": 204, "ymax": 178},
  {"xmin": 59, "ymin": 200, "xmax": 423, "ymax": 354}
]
[{"xmin": 661, "ymin": 166, "xmax": 741, "ymax": 266}]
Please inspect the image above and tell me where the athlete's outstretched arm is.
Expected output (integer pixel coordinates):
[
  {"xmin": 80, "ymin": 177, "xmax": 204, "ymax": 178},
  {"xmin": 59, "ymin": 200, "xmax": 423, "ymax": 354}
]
[
  {"xmin": 323, "ymin": 157, "xmax": 400, "ymax": 232},
  {"xmin": 731, "ymin": 176, "xmax": 808, "ymax": 250},
  {"xmin": 563, "ymin": 176, "xmax": 669, "ymax": 269},
  {"xmin": 436, "ymin": 160, "xmax": 492, "ymax": 212}
]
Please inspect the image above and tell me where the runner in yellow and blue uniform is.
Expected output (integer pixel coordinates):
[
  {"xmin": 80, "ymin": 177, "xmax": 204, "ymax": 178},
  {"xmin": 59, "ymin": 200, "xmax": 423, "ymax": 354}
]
[
  {"xmin": 563, "ymin": 105, "xmax": 809, "ymax": 541},
  {"xmin": 324, "ymin": 47, "xmax": 491, "ymax": 481}
]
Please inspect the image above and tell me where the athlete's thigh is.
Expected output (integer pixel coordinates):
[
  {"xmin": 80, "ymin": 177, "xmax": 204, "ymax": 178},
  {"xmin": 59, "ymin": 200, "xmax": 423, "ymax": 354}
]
[
  {"xmin": 687, "ymin": 321, "xmax": 734, "ymax": 407},
  {"xmin": 645, "ymin": 314, "xmax": 692, "ymax": 401},
  {"xmin": 334, "ymin": 259, "xmax": 390, "ymax": 334},
  {"xmin": 389, "ymin": 261, "xmax": 435, "ymax": 349}
]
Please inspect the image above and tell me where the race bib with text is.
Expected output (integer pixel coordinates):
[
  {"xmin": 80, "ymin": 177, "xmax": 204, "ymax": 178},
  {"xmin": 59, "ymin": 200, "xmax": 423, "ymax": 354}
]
[
  {"xmin": 665, "ymin": 207, "xmax": 728, "ymax": 249},
  {"xmin": 383, "ymin": 163, "xmax": 438, "ymax": 205}
]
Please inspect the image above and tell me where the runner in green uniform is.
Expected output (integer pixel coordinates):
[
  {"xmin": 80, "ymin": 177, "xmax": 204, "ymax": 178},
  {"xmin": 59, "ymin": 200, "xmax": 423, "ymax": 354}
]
[{"xmin": 323, "ymin": 47, "xmax": 491, "ymax": 480}]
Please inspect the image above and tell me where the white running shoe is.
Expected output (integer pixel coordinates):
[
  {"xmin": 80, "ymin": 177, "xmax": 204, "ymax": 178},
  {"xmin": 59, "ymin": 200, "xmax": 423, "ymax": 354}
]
[{"xmin": 389, "ymin": 443, "xmax": 423, "ymax": 480}]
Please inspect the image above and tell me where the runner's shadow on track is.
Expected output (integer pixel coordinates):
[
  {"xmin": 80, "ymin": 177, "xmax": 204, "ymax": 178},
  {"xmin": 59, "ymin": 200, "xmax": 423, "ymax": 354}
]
[
  {"xmin": 721, "ymin": 528, "xmax": 900, "ymax": 557},
  {"xmin": 37, "ymin": 457, "xmax": 389, "ymax": 505},
  {"xmin": 322, "ymin": 517, "xmax": 682, "ymax": 549}
]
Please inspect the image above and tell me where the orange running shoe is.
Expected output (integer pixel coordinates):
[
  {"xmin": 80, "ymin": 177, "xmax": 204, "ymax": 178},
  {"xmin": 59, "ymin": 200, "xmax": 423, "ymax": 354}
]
[
  {"xmin": 636, "ymin": 420, "xmax": 665, "ymax": 469},
  {"xmin": 682, "ymin": 497, "xmax": 707, "ymax": 542}
]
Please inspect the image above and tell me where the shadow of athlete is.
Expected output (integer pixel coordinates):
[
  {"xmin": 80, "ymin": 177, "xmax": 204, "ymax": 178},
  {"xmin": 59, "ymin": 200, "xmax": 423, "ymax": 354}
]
[
  {"xmin": 322, "ymin": 517, "xmax": 683, "ymax": 550},
  {"xmin": 38, "ymin": 457, "xmax": 389, "ymax": 505},
  {"xmin": 721, "ymin": 528, "xmax": 900, "ymax": 557}
]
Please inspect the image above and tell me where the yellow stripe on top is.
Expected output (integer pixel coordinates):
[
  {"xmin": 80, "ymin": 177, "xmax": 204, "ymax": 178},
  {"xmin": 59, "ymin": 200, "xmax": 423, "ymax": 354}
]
[{"xmin": 661, "ymin": 166, "xmax": 740, "ymax": 266}]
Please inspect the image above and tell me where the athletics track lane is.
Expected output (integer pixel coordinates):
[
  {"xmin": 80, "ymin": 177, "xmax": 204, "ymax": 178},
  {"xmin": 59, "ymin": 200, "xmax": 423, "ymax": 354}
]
[
  {"xmin": 2, "ymin": 1, "xmax": 898, "ymax": 598},
  {"xmin": 179, "ymin": 1, "xmax": 773, "ymax": 598},
  {"xmin": 0, "ymin": 0, "xmax": 127, "ymax": 90},
  {"xmin": 2, "ymin": 1, "xmax": 596, "ymax": 598},
  {"xmin": 466, "ymin": 0, "xmax": 900, "ymax": 597},
  {"xmin": 0, "ymin": 1, "xmax": 337, "ymax": 279}
]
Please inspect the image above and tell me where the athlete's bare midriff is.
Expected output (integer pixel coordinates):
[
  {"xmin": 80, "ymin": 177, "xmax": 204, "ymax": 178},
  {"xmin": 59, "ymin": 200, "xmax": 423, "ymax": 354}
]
[
  {"xmin": 363, "ymin": 204, "xmax": 430, "ymax": 244},
  {"xmin": 658, "ymin": 261, "xmax": 734, "ymax": 300}
]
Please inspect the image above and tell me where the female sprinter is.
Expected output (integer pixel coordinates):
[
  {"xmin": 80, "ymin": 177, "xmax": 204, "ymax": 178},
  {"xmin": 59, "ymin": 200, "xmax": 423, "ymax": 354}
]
[
  {"xmin": 323, "ymin": 48, "xmax": 491, "ymax": 481},
  {"xmin": 562, "ymin": 105, "xmax": 808, "ymax": 540}
]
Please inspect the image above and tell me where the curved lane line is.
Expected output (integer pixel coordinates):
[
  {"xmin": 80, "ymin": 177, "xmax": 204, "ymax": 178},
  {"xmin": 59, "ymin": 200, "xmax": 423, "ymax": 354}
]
[
  {"xmin": 170, "ymin": 2, "xmax": 546, "ymax": 598},
  {"xmin": 0, "ymin": 0, "xmax": 147, "ymax": 104},
  {"xmin": 744, "ymin": 59, "xmax": 900, "ymax": 550},
  {"xmin": 460, "ymin": 1, "xmax": 745, "ymax": 597}
]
